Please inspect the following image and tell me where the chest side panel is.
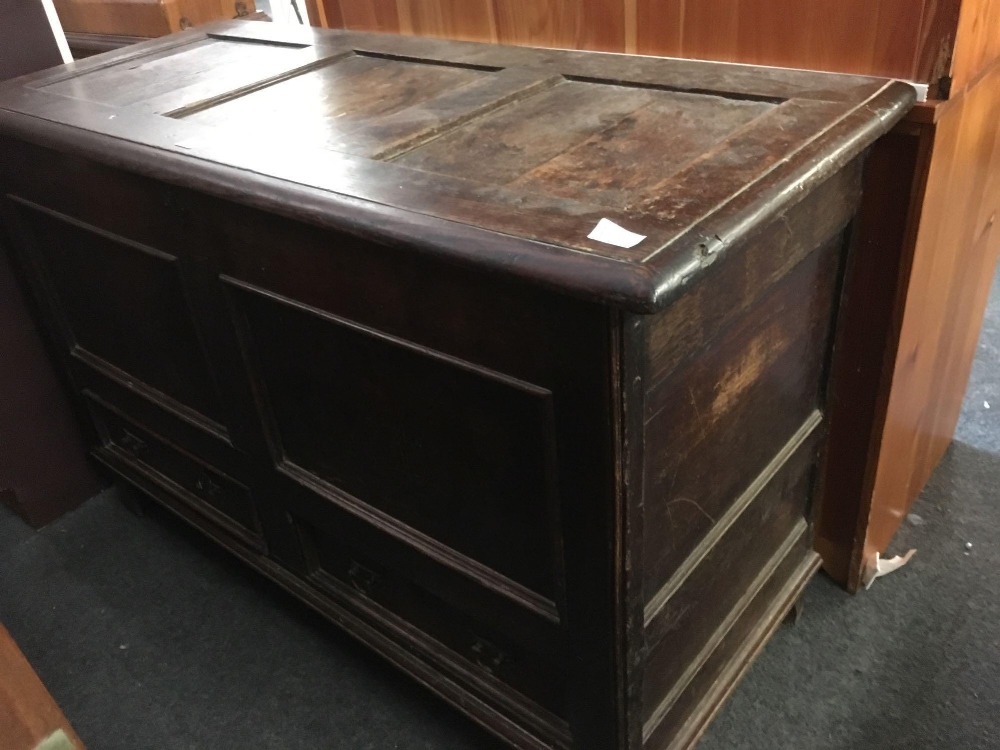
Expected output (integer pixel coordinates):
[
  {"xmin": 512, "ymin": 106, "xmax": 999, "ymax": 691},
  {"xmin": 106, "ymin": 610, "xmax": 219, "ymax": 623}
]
[{"xmin": 638, "ymin": 159, "xmax": 863, "ymax": 746}]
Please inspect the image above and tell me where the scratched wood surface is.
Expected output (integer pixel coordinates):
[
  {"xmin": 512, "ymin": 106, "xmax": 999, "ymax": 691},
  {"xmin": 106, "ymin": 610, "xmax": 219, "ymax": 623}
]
[
  {"xmin": 0, "ymin": 21, "xmax": 915, "ymax": 750},
  {"xmin": 311, "ymin": 0, "xmax": 961, "ymax": 84},
  {"xmin": 298, "ymin": 0, "xmax": 1000, "ymax": 593},
  {"xmin": 0, "ymin": 21, "xmax": 910, "ymax": 306}
]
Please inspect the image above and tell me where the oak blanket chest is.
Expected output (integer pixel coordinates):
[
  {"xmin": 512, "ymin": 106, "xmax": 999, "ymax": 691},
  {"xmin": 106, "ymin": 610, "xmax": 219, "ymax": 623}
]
[{"xmin": 0, "ymin": 21, "xmax": 913, "ymax": 750}]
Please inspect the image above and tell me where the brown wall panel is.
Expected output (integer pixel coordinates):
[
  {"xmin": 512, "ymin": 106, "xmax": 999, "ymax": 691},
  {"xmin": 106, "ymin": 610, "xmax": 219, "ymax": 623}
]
[
  {"xmin": 316, "ymin": 1, "xmax": 957, "ymax": 85},
  {"xmin": 634, "ymin": 0, "xmax": 682, "ymax": 57},
  {"xmin": 397, "ymin": 0, "xmax": 496, "ymax": 41},
  {"xmin": 952, "ymin": 0, "xmax": 1000, "ymax": 91},
  {"xmin": 334, "ymin": 0, "xmax": 400, "ymax": 32},
  {"xmin": 637, "ymin": 0, "xmax": 926, "ymax": 78},
  {"xmin": 491, "ymin": 0, "xmax": 625, "ymax": 51}
]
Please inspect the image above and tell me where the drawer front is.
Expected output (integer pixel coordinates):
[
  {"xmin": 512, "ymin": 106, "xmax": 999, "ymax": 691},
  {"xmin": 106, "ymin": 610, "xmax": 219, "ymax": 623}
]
[
  {"xmin": 295, "ymin": 511, "xmax": 568, "ymax": 727},
  {"xmin": 87, "ymin": 395, "xmax": 262, "ymax": 548}
]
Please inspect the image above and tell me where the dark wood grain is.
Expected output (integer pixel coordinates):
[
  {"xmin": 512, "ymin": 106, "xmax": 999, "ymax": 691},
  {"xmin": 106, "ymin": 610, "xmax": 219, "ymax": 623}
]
[
  {"xmin": 293, "ymin": 0, "xmax": 1000, "ymax": 593},
  {"xmin": 642, "ymin": 231, "xmax": 842, "ymax": 598},
  {"xmin": 0, "ymin": 23, "xmax": 913, "ymax": 750}
]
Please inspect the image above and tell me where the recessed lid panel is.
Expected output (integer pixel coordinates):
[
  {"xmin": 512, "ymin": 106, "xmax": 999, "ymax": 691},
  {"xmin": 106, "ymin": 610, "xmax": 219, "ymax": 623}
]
[{"xmin": 41, "ymin": 36, "xmax": 321, "ymax": 114}]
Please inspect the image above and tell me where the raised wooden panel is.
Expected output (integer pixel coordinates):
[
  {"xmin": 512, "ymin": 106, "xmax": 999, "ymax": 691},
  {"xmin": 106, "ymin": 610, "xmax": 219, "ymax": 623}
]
[
  {"xmin": 229, "ymin": 281, "xmax": 560, "ymax": 601},
  {"xmin": 183, "ymin": 54, "xmax": 489, "ymax": 147},
  {"xmin": 7, "ymin": 199, "xmax": 227, "ymax": 433},
  {"xmin": 406, "ymin": 85, "xmax": 772, "ymax": 208},
  {"xmin": 643, "ymin": 526, "xmax": 819, "ymax": 750},
  {"xmin": 642, "ymin": 424, "xmax": 820, "ymax": 732},
  {"xmin": 294, "ymin": 0, "xmax": 993, "ymax": 599},
  {"xmin": 642, "ymin": 239, "xmax": 841, "ymax": 598}
]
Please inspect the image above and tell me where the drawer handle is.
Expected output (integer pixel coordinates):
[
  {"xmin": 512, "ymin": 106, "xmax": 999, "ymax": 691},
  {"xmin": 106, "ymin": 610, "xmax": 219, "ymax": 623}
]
[
  {"xmin": 347, "ymin": 561, "xmax": 379, "ymax": 596},
  {"xmin": 120, "ymin": 430, "xmax": 147, "ymax": 457},
  {"xmin": 471, "ymin": 637, "xmax": 505, "ymax": 673},
  {"xmin": 195, "ymin": 476, "xmax": 224, "ymax": 499}
]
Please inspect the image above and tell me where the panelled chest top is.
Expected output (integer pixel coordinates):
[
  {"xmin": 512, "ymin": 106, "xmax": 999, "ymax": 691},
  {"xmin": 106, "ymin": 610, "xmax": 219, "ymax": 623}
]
[{"xmin": 0, "ymin": 20, "xmax": 914, "ymax": 311}]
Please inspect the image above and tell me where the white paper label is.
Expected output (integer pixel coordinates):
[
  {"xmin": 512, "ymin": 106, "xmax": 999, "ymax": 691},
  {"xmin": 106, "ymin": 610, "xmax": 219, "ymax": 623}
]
[
  {"xmin": 587, "ymin": 218, "xmax": 646, "ymax": 249},
  {"xmin": 864, "ymin": 548, "xmax": 916, "ymax": 589}
]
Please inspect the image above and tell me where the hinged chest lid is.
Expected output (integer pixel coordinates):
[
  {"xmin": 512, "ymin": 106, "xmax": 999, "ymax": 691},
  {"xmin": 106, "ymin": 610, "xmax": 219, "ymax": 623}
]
[{"xmin": 0, "ymin": 20, "xmax": 914, "ymax": 311}]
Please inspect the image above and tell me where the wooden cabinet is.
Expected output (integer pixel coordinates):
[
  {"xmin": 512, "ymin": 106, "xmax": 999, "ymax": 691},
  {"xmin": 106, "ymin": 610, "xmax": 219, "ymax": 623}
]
[
  {"xmin": 305, "ymin": 0, "xmax": 1000, "ymax": 592},
  {"xmin": 0, "ymin": 22, "xmax": 912, "ymax": 749}
]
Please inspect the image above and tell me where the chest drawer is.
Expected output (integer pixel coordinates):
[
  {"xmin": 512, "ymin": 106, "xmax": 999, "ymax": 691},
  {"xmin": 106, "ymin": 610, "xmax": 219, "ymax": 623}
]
[
  {"xmin": 86, "ymin": 394, "xmax": 262, "ymax": 549},
  {"xmin": 294, "ymin": 513, "xmax": 568, "ymax": 735}
]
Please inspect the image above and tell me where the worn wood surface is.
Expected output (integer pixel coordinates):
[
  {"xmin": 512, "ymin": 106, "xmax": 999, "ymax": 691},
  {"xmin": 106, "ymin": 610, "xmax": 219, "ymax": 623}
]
[
  {"xmin": 315, "ymin": 0, "xmax": 1000, "ymax": 591},
  {"xmin": 310, "ymin": 0, "xmax": 962, "ymax": 86},
  {"xmin": 0, "ymin": 624, "xmax": 85, "ymax": 750},
  {"xmin": 0, "ymin": 21, "xmax": 911, "ymax": 312},
  {"xmin": 0, "ymin": 23, "xmax": 913, "ymax": 750}
]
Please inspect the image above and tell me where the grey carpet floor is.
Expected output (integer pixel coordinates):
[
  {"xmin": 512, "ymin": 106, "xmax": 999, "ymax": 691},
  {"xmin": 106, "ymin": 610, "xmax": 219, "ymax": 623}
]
[{"xmin": 2, "ymin": 265, "xmax": 998, "ymax": 749}]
